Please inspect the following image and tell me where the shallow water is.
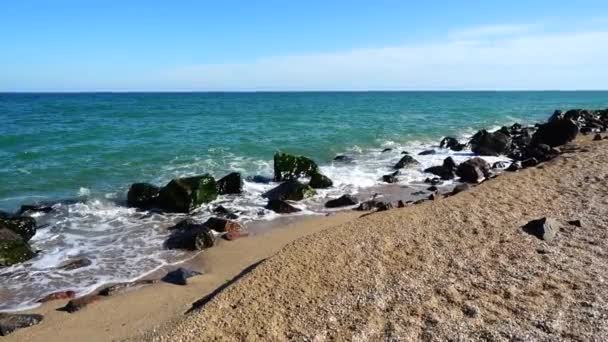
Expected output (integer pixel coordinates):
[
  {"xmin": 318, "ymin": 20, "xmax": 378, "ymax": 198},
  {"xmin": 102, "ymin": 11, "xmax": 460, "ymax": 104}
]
[{"xmin": 1, "ymin": 91, "xmax": 607, "ymax": 311}]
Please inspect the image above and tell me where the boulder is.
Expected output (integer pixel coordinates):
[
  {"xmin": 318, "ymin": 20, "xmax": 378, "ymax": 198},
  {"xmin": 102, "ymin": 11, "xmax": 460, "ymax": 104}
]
[
  {"xmin": 523, "ymin": 217, "xmax": 560, "ymax": 241},
  {"xmin": 17, "ymin": 204, "xmax": 53, "ymax": 216},
  {"xmin": 216, "ymin": 172, "xmax": 243, "ymax": 194},
  {"xmin": 521, "ymin": 158, "xmax": 539, "ymax": 168},
  {"xmin": 162, "ymin": 268, "xmax": 202, "ymax": 286},
  {"xmin": 469, "ymin": 130, "xmax": 512, "ymax": 156},
  {"xmin": 593, "ymin": 133, "xmax": 603, "ymax": 141},
  {"xmin": 324, "ymin": 195, "xmax": 358, "ymax": 208},
  {"xmin": 0, "ymin": 215, "xmax": 36, "ymax": 241},
  {"xmin": 456, "ymin": 157, "xmax": 490, "ymax": 183},
  {"xmin": 262, "ymin": 179, "xmax": 316, "ymax": 201},
  {"xmin": 157, "ymin": 174, "xmax": 218, "ymax": 213},
  {"xmin": 127, "ymin": 183, "xmax": 160, "ymax": 209},
  {"xmin": 381, "ymin": 148, "xmax": 392, "ymax": 153},
  {"xmin": 382, "ymin": 171, "xmax": 399, "ymax": 183},
  {"xmin": 440, "ymin": 137, "xmax": 465, "ymax": 151},
  {"xmin": 0, "ymin": 313, "xmax": 43, "ymax": 336},
  {"xmin": 394, "ymin": 155, "xmax": 420, "ymax": 169},
  {"xmin": 0, "ymin": 228, "xmax": 35, "ymax": 267},
  {"xmin": 164, "ymin": 222, "xmax": 216, "ymax": 251},
  {"xmin": 202, "ymin": 217, "xmax": 243, "ymax": 234},
  {"xmin": 424, "ymin": 157, "xmax": 457, "ymax": 180},
  {"xmin": 212, "ymin": 205, "xmax": 238, "ymax": 219},
  {"xmin": 492, "ymin": 161, "xmax": 508, "ymax": 169},
  {"xmin": 333, "ymin": 155, "xmax": 354, "ymax": 163},
  {"xmin": 532, "ymin": 119, "xmax": 579, "ymax": 147},
  {"xmin": 265, "ymin": 199, "xmax": 301, "ymax": 214},
  {"xmin": 309, "ymin": 172, "xmax": 333, "ymax": 189},
  {"xmin": 248, "ymin": 175, "xmax": 273, "ymax": 184},
  {"xmin": 506, "ymin": 161, "xmax": 522, "ymax": 172},
  {"xmin": 273, "ymin": 153, "xmax": 319, "ymax": 181},
  {"xmin": 418, "ymin": 149, "xmax": 436, "ymax": 156}
]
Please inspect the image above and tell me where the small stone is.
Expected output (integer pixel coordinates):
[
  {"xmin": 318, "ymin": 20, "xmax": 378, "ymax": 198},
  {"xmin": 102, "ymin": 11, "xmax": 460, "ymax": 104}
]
[
  {"xmin": 523, "ymin": 217, "xmax": 560, "ymax": 241},
  {"xmin": 62, "ymin": 294, "xmax": 101, "ymax": 313},
  {"xmin": 593, "ymin": 133, "xmax": 602, "ymax": 141},
  {"xmin": 567, "ymin": 219, "xmax": 582, "ymax": 227},
  {"xmin": 397, "ymin": 200, "xmax": 406, "ymax": 208},
  {"xmin": 462, "ymin": 303, "xmax": 479, "ymax": 318},
  {"xmin": 57, "ymin": 257, "xmax": 92, "ymax": 271},
  {"xmin": 161, "ymin": 268, "xmax": 202, "ymax": 286},
  {"xmin": 0, "ymin": 313, "xmax": 44, "ymax": 336}
]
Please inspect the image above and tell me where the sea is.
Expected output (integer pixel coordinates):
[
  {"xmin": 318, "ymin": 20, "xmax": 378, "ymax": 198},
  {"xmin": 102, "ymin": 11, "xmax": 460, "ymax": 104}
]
[{"xmin": 1, "ymin": 91, "xmax": 607, "ymax": 311}]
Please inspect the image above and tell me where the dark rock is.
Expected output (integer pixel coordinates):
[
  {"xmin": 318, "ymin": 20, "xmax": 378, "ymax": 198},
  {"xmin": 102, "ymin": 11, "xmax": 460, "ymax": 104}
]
[
  {"xmin": 37, "ymin": 290, "xmax": 76, "ymax": 303},
  {"xmin": 593, "ymin": 133, "xmax": 602, "ymax": 141},
  {"xmin": 440, "ymin": 137, "xmax": 465, "ymax": 151},
  {"xmin": 309, "ymin": 172, "xmax": 333, "ymax": 189},
  {"xmin": 98, "ymin": 279, "xmax": 157, "ymax": 296},
  {"xmin": 523, "ymin": 217, "xmax": 560, "ymax": 241},
  {"xmin": 0, "ymin": 215, "xmax": 37, "ymax": 241},
  {"xmin": 549, "ymin": 110, "xmax": 563, "ymax": 122},
  {"xmin": 324, "ymin": 195, "xmax": 358, "ymax": 208},
  {"xmin": 0, "ymin": 228, "xmax": 35, "ymax": 267},
  {"xmin": 164, "ymin": 222, "xmax": 216, "ymax": 250},
  {"xmin": 532, "ymin": 119, "xmax": 579, "ymax": 147},
  {"xmin": 401, "ymin": 151, "xmax": 410, "ymax": 154},
  {"xmin": 376, "ymin": 202, "xmax": 393, "ymax": 212},
  {"xmin": 203, "ymin": 217, "xmax": 243, "ymax": 234},
  {"xmin": 397, "ymin": 200, "xmax": 406, "ymax": 208},
  {"xmin": 0, "ymin": 313, "xmax": 43, "ymax": 336},
  {"xmin": 492, "ymin": 161, "xmax": 508, "ymax": 169},
  {"xmin": 424, "ymin": 177, "xmax": 442, "ymax": 185},
  {"xmin": 456, "ymin": 158, "xmax": 490, "ymax": 183},
  {"xmin": 427, "ymin": 185, "xmax": 438, "ymax": 192},
  {"xmin": 469, "ymin": 130, "xmax": 511, "ymax": 156},
  {"xmin": 127, "ymin": 183, "xmax": 160, "ymax": 209},
  {"xmin": 17, "ymin": 204, "xmax": 53, "ymax": 216},
  {"xmin": 262, "ymin": 179, "xmax": 316, "ymax": 201},
  {"xmin": 428, "ymin": 193, "xmax": 438, "ymax": 200},
  {"xmin": 216, "ymin": 172, "xmax": 243, "ymax": 194},
  {"xmin": 333, "ymin": 155, "xmax": 354, "ymax": 163},
  {"xmin": 157, "ymin": 174, "xmax": 218, "ymax": 213},
  {"xmin": 506, "ymin": 161, "xmax": 522, "ymax": 172},
  {"xmin": 451, "ymin": 184, "xmax": 470, "ymax": 195},
  {"xmin": 355, "ymin": 200, "xmax": 392, "ymax": 211},
  {"xmin": 273, "ymin": 152, "xmax": 319, "ymax": 181},
  {"xmin": 212, "ymin": 205, "xmax": 238, "ymax": 219},
  {"xmin": 381, "ymin": 148, "xmax": 393, "ymax": 153},
  {"xmin": 462, "ymin": 303, "xmax": 479, "ymax": 318},
  {"xmin": 418, "ymin": 149, "xmax": 436, "ymax": 156},
  {"xmin": 382, "ymin": 171, "xmax": 399, "ymax": 183},
  {"xmin": 521, "ymin": 158, "xmax": 539, "ymax": 168},
  {"xmin": 248, "ymin": 175, "xmax": 273, "ymax": 184},
  {"xmin": 58, "ymin": 257, "xmax": 92, "ymax": 271},
  {"xmin": 161, "ymin": 267, "xmax": 202, "ymax": 286},
  {"xmin": 394, "ymin": 155, "xmax": 420, "ymax": 169},
  {"xmin": 424, "ymin": 157, "xmax": 457, "ymax": 180},
  {"xmin": 61, "ymin": 294, "xmax": 101, "ymax": 313},
  {"xmin": 265, "ymin": 199, "xmax": 301, "ymax": 214},
  {"xmin": 567, "ymin": 219, "xmax": 582, "ymax": 228}
]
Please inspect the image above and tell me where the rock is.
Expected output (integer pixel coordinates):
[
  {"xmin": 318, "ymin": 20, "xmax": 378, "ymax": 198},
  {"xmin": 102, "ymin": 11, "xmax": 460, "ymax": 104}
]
[
  {"xmin": 203, "ymin": 217, "xmax": 243, "ymax": 234},
  {"xmin": 164, "ymin": 222, "xmax": 216, "ymax": 250},
  {"xmin": 593, "ymin": 133, "xmax": 602, "ymax": 141},
  {"xmin": 309, "ymin": 172, "xmax": 333, "ymax": 189},
  {"xmin": 325, "ymin": 195, "xmax": 358, "ymax": 208},
  {"xmin": 157, "ymin": 174, "xmax": 218, "ymax": 213},
  {"xmin": 333, "ymin": 155, "xmax": 354, "ymax": 163},
  {"xmin": 262, "ymin": 179, "xmax": 316, "ymax": 201},
  {"xmin": 167, "ymin": 218, "xmax": 200, "ymax": 231},
  {"xmin": 506, "ymin": 161, "xmax": 522, "ymax": 172},
  {"xmin": 451, "ymin": 184, "xmax": 470, "ymax": 195},
  {"xmin": 126, "ymin": 183, "xmax": 160, "ymax": 209},
  {"xmin": 456, "ymin": 157, "xmax": 490, "ymax": 183},
  {"xmin": 216, "ymin": 172, "xmax": 243, "ymax": 194},
  {"xmin": 161, "ymin": 267, "xmax": 202, "ymax": 286},
  {"xmin": 0, "ymin": 228, "xmax": 35, "ymax": 267},
  {"xmin": 223, "ymin": 230, "xmax": 250, "ymax": 241},
  {"xmin": 273, "ymin": 152, "xmax": 319, "ymax": 181},
  {"xmin": 382, "ymin": 171, "xmax": 399, "ymax": 183},
  {"xmin": 401, "ymin": 151, "xmax": 409, "ymax": 154},
  {"xmin": 58, "ymin": 257, "xmax": 92, "ymax": 271},
  {"xmin": 418, "ymin": 149, "xmax": 436, "ymax": 155},
  {"xmin": 376, "ymin": 202, "xmax": 393, "ymax": 211},
  {"xmin": 397, "ymin": 200, "xmax": 406, "ymax": 208},
  {"xmin": 424, "ymin": 177, "xmax": 442, "ymax": 185},
  {"xmin": 37, "ymin": 290, "xmax": 76, "ymax": 303},
  {"xmin": 212, "ymin": 205, "xmax": 238, "ymax": 219},
  {"xmin": 521, "ymin": 158, "xmax": 539, "ymax": 168},
  {"xmin": 492, "ymin": 161, "xmax": 508, "ymax": 169},
  {"xmin": 0, "ymin": 215, "xmax": 37, "ymax": 241},
  {"xmin": 61, "ymin": 294, "xmax": 101, "ymax": 313},
  {"xmin": 532, "ymin": 118, "xmax": 579, "ymax": 147},
  {"xmin": 440, "ymin": 137, "xmax": 465, "ymax": 151},
  {"xmin": 355, "ymin": 200, "xmax": 391, "ymax": 211},
  {"xmin": 98, "ymin": 279, "xmax": 157, "ymax": 296},
  {"xmin": 0, "ymin": 313, "xmax": 43, "ymax": 336},
  {"xmin": 427, "ymin": 185, "xmax": 438, "ymax": 192},
  {"xmin": 265, "ymin": 199, "xmax": 301, "ymax": 214},
  {"xmin": 381, "ymin": 148, "xmax": 392, "ymax": 153},
  {"xmin": 394, "ymin": 155, "xmax": 420, "ymax": 169},
  {"xmin": 567, "ymin": 219, "xmax": 582, "ymax": 227},
  {"xmin": 523, "ymin": 217, "xmax": 560, "ymax": 241},
  {"xmin": 462, "ymin": 303, "xmax": 479, "ymax": 318},
  {"xmin": 248, "ymin": 175, "xmax": 273, "ymax": 184},
  {"xmin": 469, "ymin": 130, "xmax": 511, "ymax": 156},
  {"xmin": 17, "ymin": 204, "xmax": 53, "ymax": 216},
  {"xmin": 424, "ymin": 157, "xmax": 457, "ymax": 180}
]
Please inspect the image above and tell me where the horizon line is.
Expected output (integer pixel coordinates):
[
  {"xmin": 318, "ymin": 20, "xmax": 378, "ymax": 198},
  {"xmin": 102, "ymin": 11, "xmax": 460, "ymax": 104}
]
[{"xmin": 2, "ymin": 89, "xmax": 608, "ymax": 94}]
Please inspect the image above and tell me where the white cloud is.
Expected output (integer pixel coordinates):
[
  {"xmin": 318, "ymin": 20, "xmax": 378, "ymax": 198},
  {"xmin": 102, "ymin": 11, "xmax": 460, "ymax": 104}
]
[{"xmin": 167, "ymin": 25, "xmax": 608, "ymax": 91}]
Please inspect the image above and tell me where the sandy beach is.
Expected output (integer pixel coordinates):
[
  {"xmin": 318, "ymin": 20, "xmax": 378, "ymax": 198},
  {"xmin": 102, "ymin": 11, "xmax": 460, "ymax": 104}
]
[{"xmin": 3, "ymin": 134, "xmax": 606, "ymax": 341}]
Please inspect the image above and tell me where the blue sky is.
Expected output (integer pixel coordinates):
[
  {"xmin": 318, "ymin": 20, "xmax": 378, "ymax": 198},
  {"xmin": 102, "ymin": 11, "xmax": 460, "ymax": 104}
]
[{"xmin": 1, "ymin": 0, "xmax": 608, "ymax": 91}]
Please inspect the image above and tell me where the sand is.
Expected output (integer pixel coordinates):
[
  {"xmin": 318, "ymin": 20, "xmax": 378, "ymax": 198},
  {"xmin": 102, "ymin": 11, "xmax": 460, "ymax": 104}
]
[{"xmin": 6, "ymin": 136, "xmax": 608, "ymax": 341}]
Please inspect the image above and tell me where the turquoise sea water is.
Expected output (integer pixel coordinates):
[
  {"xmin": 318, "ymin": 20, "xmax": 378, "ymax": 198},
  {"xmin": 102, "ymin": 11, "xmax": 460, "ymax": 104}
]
[{"xmin": 1, "ymin": 91, "xmax": 607, "ymax": 311}]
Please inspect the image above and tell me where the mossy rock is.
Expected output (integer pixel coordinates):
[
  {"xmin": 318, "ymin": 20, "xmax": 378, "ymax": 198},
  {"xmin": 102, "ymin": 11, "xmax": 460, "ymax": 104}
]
[
  {"xmin": 309, "ymin": 172, "xmax": 333, "ymax": 189},
  {"xmin": 0, "ymin": 229, "xmax": 35, "ymax": 267},
  {"xmin": 273, "ymin": 153, "xmax": 319, "ymax": 181},
  {"xmin": 158, "ymin": 174, "xmax": 218, "ymax": 213},
  {"xmin": 0, "ymin": 216, "xmax": 36, "ymax": 241},
  {"xmin": 262, "ymin": 179, "xmax": 316, "ymax": 201}
]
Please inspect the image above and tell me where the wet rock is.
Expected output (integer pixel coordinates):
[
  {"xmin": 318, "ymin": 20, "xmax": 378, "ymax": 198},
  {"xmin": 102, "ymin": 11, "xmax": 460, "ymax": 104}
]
[
  {"xmin": 440, "ymin": 137, "xmax": 465, "ymax": 151},
  {"xmin": 164, "ymin": 222, "xmax": 216, "ymax": 250},
  {"xmin": 523, "ymin": 217, "xmax": 560, "ymax": 242},
  {"xmin": 424, "ymin": 157, "xmax": 457, "ymax": 180},
  {"xmin": 0, "ymin": 228, "xmax": 35, "ymax": 267},
  {"xmin": 212, "ymin": 205, "xmax": 238, "ymax": 219},
  {"xmin": 394, "ymin": 155, "xmax": 420, "ymax": 169},
  {"xmin": 265, "ymin": 199, "xmax": 301, "ymax": 214},
  {"xmin": 470, "ymin": 130, "xmax": 511, "ymax": 156},
  {"xmin": 216, "ymin": 172, "xmax": 243, "ymax": 195},
  {"xmin": 37, "ymin": 290, "xmax": 76, "ymax": 303},
  {"xmin": 451, "ymin": 184, "xmax": 470, "ymax": 195},
  {"xmin": 162, "ymin": 267, "xmax": 202, "ymax": 286},
  {"xmin": 506, "ymin": 161, "xmax": 522, "ymax": 172},
  {"xmin": 492, "ymin": 161, "xmax": 508, "ymax": 169},
  {"xmin": 381, "ymin": 148, "xmax": 392, "ymax": 153},
  {"xmin": 262, "ymin": 179, "xmax": 316, "ymax": 201},
  {"xmin": 98, "ymin": 279, "xmax": 157, "ymax": 296},
  {"xmin": 376, "ymin": 202, "xmax": 393, "ymax": 211},
  {"xmin": 17, "ymin": 204, "xmax": 53, "ymax": 216},
  {"xmin": 0, "ymin": 215, "xmax": 37, "ymax": 241},
  {"xmin": 324, "ymin": 195, "xmax": 358, "ymax": 208},
  {"xmin": 397, "ymin": 200, "xmax": 406, "ymax": 208},
  {"xmin": 456, "ymin": 157, "xmax": 490, "ymax": 183},
  {"xmin": 382, "ymin": 171, "xmax": 399, "ymax": 183},
  {"xmin": 309, "ymin": 172, "xmax": 333, "ymax": 189},
  {"xmin": 418, "ymin": 149, "xmax": 436, "ymax": 155},
  {"xmin": 203, "ymin": 217, "xmax": 243, "ymax": 234},
  {"xmin": 157, "ymin": 174, "xmax": 218, "ymax": 213},
  {"xmin": 273, "ymin": 152, "xmax": 319, "ymax": 181},
  {"xmin": 62, "ymin": 294, "xmax": 101, "ymax": 313},
  {"xmin": 248, "ymin": 175, "xmax": 273, "ymax": 184},
  {"xmin": 424, "ymin": 177, "xmax": 442, "ymax": 185},
  {"xmin": 127, "ymin": 183, "xmax": 160, "ymax": 209},
  {"xmin": 355, "ymin": 200, "xmax": 392, "ymax": 211},
  {"xmin": 427, "ymin": 185, "xmax": 438, "ymax": 192},
  {"xmin": 0, "ymin": 313, "xmax": 43, "ymax": 336},
  {"xmin": 521, "ymin": 157, "xmax": 539, "ymax": 168},
  {"xmin": 58, "ymin": 257, "xmax": 92, "ymax": 271},
  {"xmin": 333, "ymin": 155, "xmax": 354, "ymax": 163},
  {"xmin": 532, "ymin": 118, "xmax": 579, "ymax": 147},
  {"xmin": 593, "ymin": 133, "xmax": 603, "ymax": 141}
]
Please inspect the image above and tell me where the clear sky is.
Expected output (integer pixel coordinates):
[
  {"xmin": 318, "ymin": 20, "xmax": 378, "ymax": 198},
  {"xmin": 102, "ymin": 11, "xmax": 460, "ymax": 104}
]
[{"xmin": 1, "ymin": 0, "xmax": 608, "ymax": 91}]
